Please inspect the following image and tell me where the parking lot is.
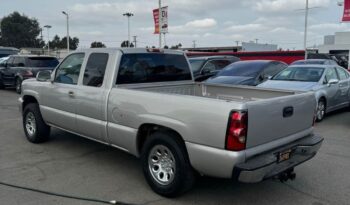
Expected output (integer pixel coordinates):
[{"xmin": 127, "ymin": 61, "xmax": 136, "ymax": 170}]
[{"xmin": 0, "ymin": 89, "xmax": 349, "ymax": 205}]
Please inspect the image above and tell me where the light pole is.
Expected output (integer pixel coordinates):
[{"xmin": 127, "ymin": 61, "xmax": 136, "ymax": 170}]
[
  {"xmin": 62, "ymin": 11, "xmax": 70, "ymax": 53},
  {"xmin": 123, "ymin": 12, "xmax": 134, "ymax": 47},
  {"xmin": 44, "ymin": 25, "xmax": 52, "ymax": 55},
  {"xmin": 303, "ymin": 0, "xmax": 309, "ymax": 59},
  {"xmin": 159, "ymin": 0, "xmax": 162, "ymax": 48}
]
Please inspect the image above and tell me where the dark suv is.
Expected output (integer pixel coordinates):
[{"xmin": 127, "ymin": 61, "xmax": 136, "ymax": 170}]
[
  {"xmin": 0, "ymin": 55, "xmax": 59, "ymax": 93},
  {"xmin": 188, "ymin": 56, "xmax": 240, "ymax": 81}
]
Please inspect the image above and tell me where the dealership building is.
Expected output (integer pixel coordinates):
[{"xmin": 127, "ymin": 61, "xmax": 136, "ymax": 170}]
[{"xmin": 318, "ymin": 32, "xmax": 350, "ymax": 57}]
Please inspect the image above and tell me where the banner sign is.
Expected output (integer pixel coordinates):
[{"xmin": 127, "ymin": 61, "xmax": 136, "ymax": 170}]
[
  {"xmin": 153, "ymin": 6, "xmax": 168, "ymax": 34},
  {"xmin": 342, "ymin": 0, "xmax": 350, "ymax": 22}
]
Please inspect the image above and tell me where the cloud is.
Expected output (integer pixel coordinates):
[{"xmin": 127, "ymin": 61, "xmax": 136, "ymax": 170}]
[
  {"xmin": 185, "ymin": 18, "xmax": 217, "ymax": 28},
  {"xmin": 254, "ymin": 0, "xmax": 331, "ymax": 13}
]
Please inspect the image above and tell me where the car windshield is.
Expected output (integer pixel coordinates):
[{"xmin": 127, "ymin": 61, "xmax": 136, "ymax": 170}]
[
  {"xmin": 28, "ymin": 57, "xmax": 59, "ymax": 67},
  {"xmin": 273, "ymin": 66, "xmax": 325, "ymax": 82},
  {"xmin": 189, "ymin": 59, "xmax": 205, "ymax": 72},
  {"xmin": 217, "ymin": 62, "xmax": 264, "ymax": 77}
]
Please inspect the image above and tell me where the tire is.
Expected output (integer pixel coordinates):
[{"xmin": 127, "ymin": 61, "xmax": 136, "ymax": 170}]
[
  {"xmin": 316, "ymin": 98, "xmax": 326, "ymax": 122},
  {"xmin": 141, "ymin": 131, "xmax": 196, "ymax": 197},
  {"xmin": 0, "ymin": 75, "xmax": 4, "ymax": 89},
  {"xmin": 23, "ymin": 103, "xmax": 50, "ymax": 143},
  {"xmin": 15, "ymin": 77, "xmax": 22, "ymax": 94}
]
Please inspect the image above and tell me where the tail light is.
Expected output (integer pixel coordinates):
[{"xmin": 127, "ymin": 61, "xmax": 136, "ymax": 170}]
[
  {"xmin": 22, "ymin": 70, "xmax": 33, "ymax": 77},
  {"xmin": 225, "ymin": 111, "xmax": 248, "ymax": 151}
]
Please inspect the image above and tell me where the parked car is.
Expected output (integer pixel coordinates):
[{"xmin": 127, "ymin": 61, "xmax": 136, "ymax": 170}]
[
  {"xmin": 188, "ymin": 56, "xmax": 239, "ymax": 81},
  {"xmin": 259, "ymin": 65, "xmax": 350, "ymax": 121},
  {"xmin": 20, "ymin": 48, "xmax": 323, "ymax": 197},
  {"xmin": 206, "ymin": 60, "xmax": 287, "ymax": 86},
  {"xmin": 291, "ymin": 59, "xmax": 338, "ymax": 66},
  {"xmin": 0, "ymin": 55, "xmax": 59, "ymax": 93}
]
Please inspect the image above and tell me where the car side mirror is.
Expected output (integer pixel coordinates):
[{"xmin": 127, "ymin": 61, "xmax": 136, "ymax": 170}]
[
  {"xmin": 36, "ymin": 70, "xmax": 52, "ymax": 82},
  {"xmin": 201, "ymin": 69, "xmax": 211, "ymax": 75},
  {"xmin": 328, "ymin": 79, "xmax": 339, "ymax": 86}
]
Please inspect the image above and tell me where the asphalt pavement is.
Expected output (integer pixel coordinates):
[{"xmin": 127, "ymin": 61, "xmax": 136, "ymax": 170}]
[{"xmin": 0, "ymin": 89, "xmax": 349, "ymax": 205}]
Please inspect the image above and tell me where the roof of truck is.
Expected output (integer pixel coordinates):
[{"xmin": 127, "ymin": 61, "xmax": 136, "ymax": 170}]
[{"xmin": 73, "ymin": 48, "xmax": 185, "ymax": 55}]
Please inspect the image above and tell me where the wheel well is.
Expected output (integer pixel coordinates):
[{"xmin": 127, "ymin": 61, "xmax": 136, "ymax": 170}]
[
  {"xmin": 319, "ymin": 97, "xmax": 327, "ymax": 106},
  {"xmin": 22, "ymin": 95, "xmax": 38, "ymax": 111},
  {"xmin": 137, "ymin": 124, "xmax": 185, "ymax": 155}
]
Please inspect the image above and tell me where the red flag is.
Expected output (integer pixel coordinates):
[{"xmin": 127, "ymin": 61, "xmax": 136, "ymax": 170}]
[
  {"xmin": 153, "ymin": 9, "xmax": 160, "ymax": 34},
  {"xmin": 342, "ymin": 0, "xmax": 350, "ymax": 22}
]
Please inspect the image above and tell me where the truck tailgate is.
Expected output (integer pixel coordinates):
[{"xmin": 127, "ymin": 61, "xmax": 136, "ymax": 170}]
[{"xmin": 245, "ymin": 92, "xmax": 316, "ymax": 148}]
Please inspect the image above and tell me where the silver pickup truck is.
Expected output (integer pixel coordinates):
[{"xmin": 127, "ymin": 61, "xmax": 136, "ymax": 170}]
[{"xmin": 19, "ymin": 48, "xmax": 323, "ymax": 197}]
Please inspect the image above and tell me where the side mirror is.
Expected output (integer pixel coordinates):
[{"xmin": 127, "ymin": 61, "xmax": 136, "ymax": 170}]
[
  {"xmin": 36, "ymin": 70, "xmax": 52, "ymax": 82},
  {"xmin": 201, "ymin": 69, "xmax": 211, "ymax": 75},
  {"xmin": 328, "ymin": 79, "xmax": 339, "ymax": 86}
]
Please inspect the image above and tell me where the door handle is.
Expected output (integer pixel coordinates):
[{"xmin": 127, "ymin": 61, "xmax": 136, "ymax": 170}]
[{"xmin": 68, "ymin": 91, "xmax": 75, "ymax": 97}]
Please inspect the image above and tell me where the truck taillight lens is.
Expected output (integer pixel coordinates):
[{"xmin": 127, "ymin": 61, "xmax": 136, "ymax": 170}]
[{"xmin": 225, "ymin": 111, "xmax": 248, "ymax": 151}]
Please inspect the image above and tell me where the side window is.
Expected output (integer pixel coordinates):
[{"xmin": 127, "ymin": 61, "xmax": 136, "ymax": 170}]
[
  {"xmin": 12, "ymin": 57, "xmax": 20, "ymax": 67},
  {"xmin": 17, "ymin": 57, "xmax": 25, "ymax": 67},
  {"xmin": 336, "ymin": 67, "xmax": 349, "ymax": 80},
  {"xmin": 83, "ymin": 53, "xmax": 109, "ymax": 87},
  {"xmin": 202, "ymin": 61, "xmax": 216, "ymax": 73},
  {"xmin": 324, "ymin": 68, "xmax": 339, "ymax": 84},
  {"xmin": 54, "ymin": 53, "xmax": 85, "ymax": 85},
  {"xmin": 264, "ymin": 63, "xmax": 286, "ymax": 77},
  {"xmin": 212, "ymin": 60, "xmax": 232, "ymax": 70}
]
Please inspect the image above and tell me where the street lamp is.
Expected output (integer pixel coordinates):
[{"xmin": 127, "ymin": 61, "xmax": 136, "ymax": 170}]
[
  {"xmin": 123, "ymin": 12, "xmax": 134, "ymax": 47},
  {"xmin": 62, "ymin": 11, "xmax": 70, "ymax": 53},
  {"xmin": 43, "ymin": 25, "xmax": 52, "ymax": 55}
]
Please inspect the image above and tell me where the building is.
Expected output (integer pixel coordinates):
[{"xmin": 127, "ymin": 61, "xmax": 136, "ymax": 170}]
[
  {"xmin": 183, "ymin": 42, "xmax": 278, "ymax": 53},
  {"xmin": 241, "ymin": 42, "xmax": 278, "ymax": 52},
  {"xmin": 318, "ymin": 32, "xmax": 350, "ymax": 56}
]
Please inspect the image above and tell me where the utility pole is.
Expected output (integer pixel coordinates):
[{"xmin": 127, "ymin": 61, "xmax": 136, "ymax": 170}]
[
  {"xmin": 304, "ymin": 0, "xmax": 309, "ymax": 59},
  {"xmin": 158, "ymin": 0, "xmax": 162, "ymax": 48},
  {"xmin": 44, "ymin": 25, "xmax": 52, "ymax": 55},
  {"xmin": 62, "ymin": 11, "xmax": 70, "ymax": 53},
  {"xmin": 123, "ymin": 12, "xmax": 134, "ymax": 47},
  {"xmin": 163, "ymin": 33, "xmax": 167, "ymax": 47},
  {"xmin": 255, "ymin": 38, "xmax": 259, "ymax": 44},
  {"xmin": 133, "ymin": 36, "xmax": 137, "ymax": 48},
  {"xmin": 192, "ymin": 40, "xmax": 196, "ymax": 48}
]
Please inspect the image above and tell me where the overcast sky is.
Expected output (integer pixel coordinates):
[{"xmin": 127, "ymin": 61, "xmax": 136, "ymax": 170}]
[{"xmin": 1, "ymin": 0, "xmax": 349, "ymax": 49}]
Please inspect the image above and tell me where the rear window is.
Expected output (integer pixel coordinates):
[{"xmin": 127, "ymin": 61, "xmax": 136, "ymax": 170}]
[
  {"xmin": 28, "ymin": 57, "xmax": 59, "ymax": 67},
  {"xmin": 273, "ymin": 66, "xmax": 325, "ymax": 82},
  {"xmin": 117, "ymin": 53, "xmax": 192, "ymax": 84},
  {"xmin": 217, "ymin": 62, "xmax": 265, "ymax": 77}
]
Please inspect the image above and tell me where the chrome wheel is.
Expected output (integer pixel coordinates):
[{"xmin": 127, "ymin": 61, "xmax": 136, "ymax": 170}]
[
  {"xmin": 317, "ymin": 100, "xmax": 325, "ymax": 121},
  {"xmin": 25, "ymin": 112, "xmax": 36, "ymax": 137},
  {"xmin": 148, "ymin": 145, "xmax": 176, "ymax": 186}
]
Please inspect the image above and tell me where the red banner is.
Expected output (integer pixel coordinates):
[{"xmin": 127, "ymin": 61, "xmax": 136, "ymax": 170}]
[
  {"xmin": 153, "ymin": 8, "xmax": 160, "ymax": 34},
  {"xmin": 342, "ymin": 0, "xmax": 350, "ymax": 22}
]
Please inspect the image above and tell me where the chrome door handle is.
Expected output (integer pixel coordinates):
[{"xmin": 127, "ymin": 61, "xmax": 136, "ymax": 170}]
[{"xmin": 68, "ymin": 91, "xmax": 75, "ymax": 97}]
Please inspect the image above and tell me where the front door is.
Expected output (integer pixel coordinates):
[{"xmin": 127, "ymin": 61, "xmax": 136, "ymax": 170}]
[{"xmin": 40, "ymin": 53, "xmax": 85, "ymax": 132}]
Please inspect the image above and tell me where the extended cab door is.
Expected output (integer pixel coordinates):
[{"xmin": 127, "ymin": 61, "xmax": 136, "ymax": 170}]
[
  {"xmin": 40, "ymin": 53, "xmax": 85, "ymax": 131},
  {"xmin": 74, "ymin": 52, "xmax": 110, "ymax": 142}
]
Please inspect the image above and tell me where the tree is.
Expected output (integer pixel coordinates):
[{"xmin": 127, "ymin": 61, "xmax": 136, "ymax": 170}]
[
  {"xmin": 90, "ymin": 41, "xmax": 106, "ymax": 48},
  {"xmin": 47, "ymin": 35, "xmax": 79, "ymax": 50},
  {"xmin": 0, "ymin": 12, "xmax": 44, "ymax": 48},
  {"xmin": 170, "ymin": 43, "xmax": 183, "ymax": 49},
  {"xmin": 121, "ymin": 40, "xmax": 134, "ymax": 48}
]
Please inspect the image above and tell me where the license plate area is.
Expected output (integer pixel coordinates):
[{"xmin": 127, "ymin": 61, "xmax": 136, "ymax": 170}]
[{"xmin": 278, "ymin": 149, "xmax": 292, "ymax": 163}]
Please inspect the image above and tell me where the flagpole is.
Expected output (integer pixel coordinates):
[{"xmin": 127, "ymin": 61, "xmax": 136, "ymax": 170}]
[
  {"xmin": 303, "ymin": 0, "xmax": 309, "ymax": 60},
  {"xmin": 159, "ymin": 0, "xmax": 162, "ymax": 48}
]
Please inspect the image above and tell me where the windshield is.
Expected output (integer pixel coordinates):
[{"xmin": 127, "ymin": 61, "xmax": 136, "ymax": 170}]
[
  {"xmin": 217, "ymin": 62, "xmax": 264, "ymax": 77},
  {"xmin": 273, "ymin": 66, "xmax": 324, "ymax": 82},
  {"xmin": 189, "ymin": 59, "xmax": 205, "ymax": 73},
  {"xmin": 28, "ymin": 57, "xmax": 59, "ymax": 67}
]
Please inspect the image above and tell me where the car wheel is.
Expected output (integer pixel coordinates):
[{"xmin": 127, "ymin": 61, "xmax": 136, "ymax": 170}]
[
  {"xmin": 15, "ymin": 78, "xmax": 22, "ymax": 94},
  {"xmin": 141, "ymin": 131, "xmax": 196, "ymax": 197},
  {"xmin": 23, "ymin": 103, "xmax": 50, "ymax": 143},
  {"xmin": 316, "ymin": 99, "xmax": 326, "ymax": 122}
]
